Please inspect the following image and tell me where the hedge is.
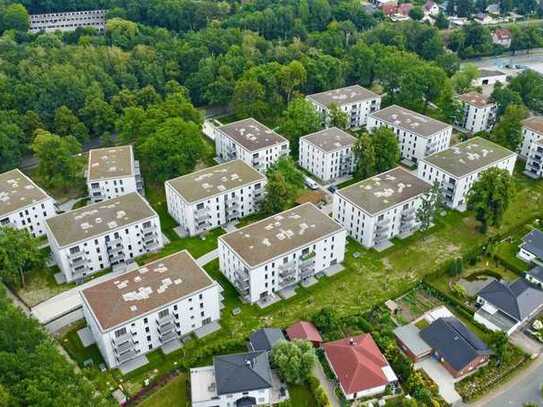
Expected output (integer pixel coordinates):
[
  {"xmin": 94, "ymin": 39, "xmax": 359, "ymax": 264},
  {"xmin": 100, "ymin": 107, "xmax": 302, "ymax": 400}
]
[{"xmin": 307, "ymin": 374, "xmax": 332, "ymax": 407}]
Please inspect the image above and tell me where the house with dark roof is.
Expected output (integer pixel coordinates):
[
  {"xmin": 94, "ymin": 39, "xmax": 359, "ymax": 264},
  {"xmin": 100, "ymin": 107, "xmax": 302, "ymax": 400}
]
[
  {"xmin": 420, "ymin": 317, "xmax": 492, "ymax": 378},
  {"xmin": 323, "ymin": 334, "xmax": 398, "ymax": 400},
  {"xmin": 518, "ymin": 229, "xmax": 543, "ymax": 265},
  {"xmin": 526, "ymin": 266, "xmax": 543, "ymax": 289},
  {"xmin": 190, "ymin": 351, "xmax": 273, "ymax": 407},
  {"xmin": 393, "ymin": 324, "xmax": 432, "ymax": 362},
  {"xmin": 474, "ymin": 276, "xmax": 543, "ymax": 335},
  {"xmin": 249, "ymin": 328, "xmax": 286, "ymax": 352},
  {"xmin": 286, "ymin": 321, "xmax": 323, "ymax": 347}
]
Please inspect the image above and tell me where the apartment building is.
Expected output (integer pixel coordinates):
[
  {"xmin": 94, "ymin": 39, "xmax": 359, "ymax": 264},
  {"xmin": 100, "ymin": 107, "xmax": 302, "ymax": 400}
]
[
  {"xmin": 218, "ymin": 203, "xmax": 346, "ymax": 304},
  {"xmin": 367, "ymin": 105, "xmax": 452, "ymax": 164},
  {"xmin": 81, "ymin": 250, "xmax": 222, "ymax": 369},
  {"xmin": 0, "ymin": 169, "xmax": 56, "ymax": 237},
  {"xmin": 165, "ymin": 160, "xmax": 266, "ymax": 236},
  {"xmin": 87, "ymin": 145, "xmax": 144, "ymax": 203},
  {"xmin": 333, "ymin": 167, "xmax": 431, "ymax": 249},
  {"xmin": 299, "ymin": 127, "xmax": 357, "ymax": 182},
  {"xmin": 457, "ymin": 92, "xmax": 497, "ymax": 134},
  {"xmin": 519, "ymin": 117, "xmax": 543, "ymax": 179},
  {"xmin": 418, "ymin": 137, "xmax": 517, "ymax": 211},
  {"xmin": 29, "ymin": 9, "xmax": 106, "ymax": 33},
  {"xmin": 306, "ymin": 85, "xmax": 382, "ymax": 129},
  {"xmin": 46, "ymin": 193, "xmax": 162, "ymax": 283},
  {"xmin": 215, "ymin": 118, "xmax": 289, "ymax": 172}
]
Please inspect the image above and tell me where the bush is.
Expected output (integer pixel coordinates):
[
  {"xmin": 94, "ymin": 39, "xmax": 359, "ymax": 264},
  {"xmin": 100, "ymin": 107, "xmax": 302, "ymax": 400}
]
[{"xmin": 307, "ymin": 375, "xmax": 331, "ymax": 407}]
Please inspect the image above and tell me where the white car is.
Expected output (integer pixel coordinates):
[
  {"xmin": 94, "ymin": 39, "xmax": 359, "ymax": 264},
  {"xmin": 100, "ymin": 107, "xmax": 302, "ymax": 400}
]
[{"xmin": 304, "ymin": 176, "xmax": 319, "ymax": 190}]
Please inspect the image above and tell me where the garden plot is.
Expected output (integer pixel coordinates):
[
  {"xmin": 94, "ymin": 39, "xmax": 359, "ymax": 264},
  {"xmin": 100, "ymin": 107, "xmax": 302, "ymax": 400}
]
[{"xmin": 395, "ymin": 286, "xmax": 442, "ymax": 323}]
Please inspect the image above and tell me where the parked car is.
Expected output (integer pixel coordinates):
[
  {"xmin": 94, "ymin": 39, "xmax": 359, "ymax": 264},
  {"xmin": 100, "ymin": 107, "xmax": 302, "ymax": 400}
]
[
  {"xmin": 304, "ymin": 176, "xmax": 319, "ymax": 190},
  {"xmin": 327, "ymin": 185, "xmax": 337, "ymax": 193}
]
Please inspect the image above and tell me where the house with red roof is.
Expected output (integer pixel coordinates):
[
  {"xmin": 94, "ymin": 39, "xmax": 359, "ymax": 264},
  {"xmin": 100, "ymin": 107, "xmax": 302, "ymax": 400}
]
[
  {"xmin": 381, "ymin": 2, "xmax": 398, "ymax": 16},
  {"xmin": 286, "ymin": 321, "xmax": 323, "ymax": 347},
  {"xmin": 397, "ymin": 3, "xmax": 413, "ymax": 16},
  {"xmin": 323, "ymin": 334, "xmax": 398, "ymax": 400},
  {"xmin": 492, "ymin": 28, "xmax": 512, "ymax": 48}
]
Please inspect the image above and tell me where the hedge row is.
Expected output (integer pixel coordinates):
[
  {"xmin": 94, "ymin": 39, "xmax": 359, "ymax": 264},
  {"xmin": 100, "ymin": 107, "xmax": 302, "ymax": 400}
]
[{"xmin": 308, "ymin": 375, "xmax": 332, "ymax": 407}]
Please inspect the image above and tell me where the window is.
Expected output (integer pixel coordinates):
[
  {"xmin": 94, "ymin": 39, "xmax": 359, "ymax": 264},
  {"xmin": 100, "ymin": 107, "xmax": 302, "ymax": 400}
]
[
  {"xmin": 115, "ymin": 327, "xmax": 127, "ymax": 338},
  {"xmin": 158, "ymin": 309, "xmax": 169, "ymax": 318}
]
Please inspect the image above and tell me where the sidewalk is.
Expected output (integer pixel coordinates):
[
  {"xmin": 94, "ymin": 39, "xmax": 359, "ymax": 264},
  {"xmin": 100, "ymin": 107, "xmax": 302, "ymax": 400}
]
[{"xmin": 312, "ymin": 361, "xmax": 340, "ymax": 407}]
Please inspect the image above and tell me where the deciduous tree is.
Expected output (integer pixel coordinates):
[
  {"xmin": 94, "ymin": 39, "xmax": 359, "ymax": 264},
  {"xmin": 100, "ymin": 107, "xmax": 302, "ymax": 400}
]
[
  {"xmin": 489, "ymin": 104, "xmax": 528, "ymax": 151},
  {"xmin": 0, "ymin": 227, "xmax": 44, "ymax": 287},
  {"xmin": 372, "ymin": 127, "xmax": 400, "ymax": 173},
  {"xmin": 271, "ymin": 340, "xmax": 316, "ymax": 384},
  {"xmin": 353, "ymin": 133, "xmax": 376, "ymax": 180},
  {"xmin": 280, "ymin": 98, "xmax": 322, "ymax": 158}
]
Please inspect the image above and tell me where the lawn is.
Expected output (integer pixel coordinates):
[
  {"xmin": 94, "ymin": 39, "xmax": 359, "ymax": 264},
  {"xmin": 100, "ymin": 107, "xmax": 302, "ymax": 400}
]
[
  {"xmin": 15, "ymin": 266, "xmax": 75, "ymax": 307},
  {"xmin": 288, "ymin": 384, "xmax": 317, "ymax": 406},
  {"xmin": 138, "ymin": 374, "xmax": 187, "ymax": 407}
]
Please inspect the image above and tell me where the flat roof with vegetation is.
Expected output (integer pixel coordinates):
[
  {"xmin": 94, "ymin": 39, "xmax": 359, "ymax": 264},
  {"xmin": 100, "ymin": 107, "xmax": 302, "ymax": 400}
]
[
  {"xmin": 0, "ymin": 169, "xmax": 52, "ymax": 217},
  {"xmin": 218, "ymin": 118, "xmax": 288, "ymax": 152},
  {"xmin": 301, "ymin": 127, "xmax": 357, "ymax": 152},
  {"xmin": 306, "ymin": 85, "xmax": 380, "ymax": 107},
  {"xmin": 369, "ymin": 105, "xmax": 451, "ymax": 138},
  {"xmin": 87, "ymin": 145, "xmax": 134, "ymax": 181}
]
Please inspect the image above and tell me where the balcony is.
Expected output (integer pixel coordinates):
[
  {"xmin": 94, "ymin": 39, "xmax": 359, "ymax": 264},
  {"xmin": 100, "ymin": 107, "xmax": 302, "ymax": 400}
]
[
  {"xmin": 142, "ymin": 222, "xmax": 155, "ymax": 231},
  {"xmin": 116, "ymin": 349, "xmax": 138, "ymax": 364},
  {"xmin": 252, "ymin": 156, "xmax": 261, "ymax": 166},
  {"xmin": 69, "ymin": 255, "xmax": 88, "ymax": 267},
  {"xmin": 194, "ymin": 207, "xmax": 211, "ymax": 221},
  {"xmin": 279, "ymin": 266, "xmax": 297, "ymax": 278},
  {"xmin": 159, "ymin": 330, "xmax": 178, "ymax": 344},
  {"xmin": 109, "ymin": 252, "xmax": 126, "ymax": 264},
  {"xmin": 112, "ymin": 332, "xmax": 132, "ymax": 346},
  {"xmin": 106, "ymin": 236, "xmax": 123, "ymax": 247},
  {"xmin": 279, "ymin": 275, "xmax": 297, "ymax": 288},
  {"xmin": 376, "ymin": 218, "xmax": 391, "ymax": 231}
]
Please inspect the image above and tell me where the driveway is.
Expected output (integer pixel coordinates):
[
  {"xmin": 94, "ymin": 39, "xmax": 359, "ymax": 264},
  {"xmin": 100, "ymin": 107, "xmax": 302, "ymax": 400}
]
[
  {"xmin": 312, "ymin": 361, "xmax": 340, "ymax": 407},
  {"xmin": 415, "ymin": 358, "xmax": 463, "ymax": 405},
  {"xmin": 510, "ymin": 330, "xmax": 543, "ymax": 356}
]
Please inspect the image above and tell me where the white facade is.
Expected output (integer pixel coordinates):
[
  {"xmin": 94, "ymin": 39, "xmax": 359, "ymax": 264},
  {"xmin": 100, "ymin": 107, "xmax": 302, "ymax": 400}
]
[
  {"xmin": 525, "ymin": 141, "xmax": 543, "ymax": 179},
  {"xmin": 520, "ymin": 118, "xmax": 543, "ymax": 159},
  {"xmin": 474, "ymin": 70, "xmax": 507, "ymax": 87},
  {"xmin": 457, "ymin": 93, "xmax": 496, "ymax": 134},
  {"xmin": 29, "ymin": 9, "xmax": 106, "ymax": 33},
  {"xmin": 0, "ymin": 169, "xmax": 57, "ymax": 238},
  {"xmin": 367, "ymin": 105, "xmax": 452, "ymax": 164}
]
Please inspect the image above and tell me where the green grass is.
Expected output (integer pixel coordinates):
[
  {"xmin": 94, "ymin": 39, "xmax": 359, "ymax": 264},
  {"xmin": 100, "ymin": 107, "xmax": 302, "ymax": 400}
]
[
  {"xmin": 61, "ymin": 321, "xmax": 104, "ymax": 367},
  {"xmin": 414, "ymin": 319, "xmax": 429, "ymax": 330},
  {"xmin": 288, "ymin": 384, "xmax": 317, "ymax": 406},
  {"xmin": 235, "ymin": 212, "xmax": 269, "ymax": 228},
  {"xmin": 138, "ymin": 374, "xmax": 187, "ymax": 407},
  {"xmin": 16, "ymin": 266, "xmax": 75, "ymax": 307}
]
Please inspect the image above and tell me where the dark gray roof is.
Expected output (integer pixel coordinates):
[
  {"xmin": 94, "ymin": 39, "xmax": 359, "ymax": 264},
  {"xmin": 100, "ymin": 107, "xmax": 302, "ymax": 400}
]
[
  {"xmin": 478, "ymin": 279, "xmax": 543, "ymax": 321},
  {"xmin": 214, "ymin": 351, "xmax": 272, "ymax": 395},
  {"xmin": 249, "ymin": 328, "xmax": 286, "ymax": 352},
  {"xmin": 420, "ymin": 317, "xmax": 491, "ymax": 371},
  {"xmin": 527, "ymin": 266, "xmax": 543, "ymax": 283},
  {"xmin": 521, "ymin": 229, "xmax": 543, "ymax": 260}
]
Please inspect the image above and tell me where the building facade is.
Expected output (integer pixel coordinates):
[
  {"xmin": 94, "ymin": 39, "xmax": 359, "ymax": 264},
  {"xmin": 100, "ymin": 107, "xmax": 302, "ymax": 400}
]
[
  {"xmin": 165, "ymin": 160, "xmax": 266, "ymax": 236},
  {"xmin": 306, "ymin": 85, "xmax": 382, "ymax": 129},
  {"xmin": 29, "ymin": 9, "xmax": 106, "ymax": 33},
  {"xmin": 367, "ymin": 105, "xmax": 452, "ymax": 164},
  {"xmin": 520, "ymin": 117, "xmax": 543, "ymax": 179},
  {"xmin": 81, "ymin": 250, "xmax": 222, "ymax": 369},
  {"xmin": 333, "ymin": 167, "xmax": 432, "ymax": 249},
  {"xmin": 0, "ymin": 169, "xmax": 56, "ymax": 237},
  {"xmin": 46, "ymin": 193, "xmax": 162, "ymax": 283},
  {"xmin": 87, "ymin": 145, "xmax": 144, "ymax": 203},
  {"xmin": 457, "ymin": 92, "xmax": 497, "ymax": 134},
  {"xmin": 299, "ymin": 127, "xmax": 357, "ymax": 182},
  {"xmin": 214, "ymin": 118, "xmax": 289, "ymax": 172},
  {"xmin": 218, "ymin": 203, "xmax": 346, "ymax": 304},
  {"xmin": 474, "ymin": 69, "xmax": 507, "ymax": 87}
]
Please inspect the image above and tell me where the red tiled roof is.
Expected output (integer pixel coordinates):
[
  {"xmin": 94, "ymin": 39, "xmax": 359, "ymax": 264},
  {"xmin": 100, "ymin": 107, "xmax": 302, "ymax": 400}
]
[
  {"xmin": 381, "ymin": 3, "xmax": 398, "ymax": 15},
  {"xmin": 397, "ymin": 3, "xmax": 413, "ymax": 15},
  {"xmin": 493, "ymin": 28, "xmax": 511, "ymax": 40},
  {"xmin": 324, "ymin": 334, "xmax": 390, "ymax": 395},
  {"xmin": 286, "ymin": 321, "xmax": 323, "ymax": 343}
]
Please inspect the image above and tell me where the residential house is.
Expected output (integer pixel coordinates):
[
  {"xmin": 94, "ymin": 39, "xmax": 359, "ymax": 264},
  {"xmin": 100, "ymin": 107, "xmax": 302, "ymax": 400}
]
[
  {"xmin": 393, "ymin": 324, "xmax": 432, "ymax": 362},
  {"xmin": 424, "ymin": 0, "xmax": 440, "ymax": 15},
  {"xmin": 249, "ymin": 328, "xmax": 286, "ymax": 352},
  {"xmin": 457, "ymin": 92, "xmax": 497, "ymax": 134},
  {"xmin": 518, "ymin": 229, "xmax": 543, "ymax": 265},
  {"xmin": 492, "ymin": 28, "xmax": 512, "ymax": 48},
  {"xmin": 286, "ymin": 321, "xmax": 323, "ymax": 347},
  {"xmin": 29, "ymin": 9, "xmax": 106, "ymax": 33}
]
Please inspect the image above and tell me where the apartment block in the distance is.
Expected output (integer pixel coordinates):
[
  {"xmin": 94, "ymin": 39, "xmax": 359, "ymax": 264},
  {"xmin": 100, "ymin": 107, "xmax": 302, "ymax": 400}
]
[
  {"xmin": 299, "ymin": 127, "xmax": 357, "ymax": 182},
  {"xmin": 46, "ymin": 192, "xmax": 162, "ymax": 283},
  {"xmin": 87, "ymin": 145, "xmax": 144, "ymax": 203},
  {"xmin": 367, "ymin": 105, "xmax": 452, "ymax": 165},
  {"xmin": 333, "ymin": 167, "xmax": 431, "ymax": 249},
  {"xmin": 520, "ymin": 117, "xmax": 543, "ymax": 179},
  {"xmin": 418, "ymin": 137, "xmax": 517, "ymax": 211},
  {"xmin": 457, "ymin": 92, "xmax": 497, "ymax": 134},
  {"xmin": 0, "ymin": 169, "xmax": 56, "ymax": 237},
  {"xmin": 165, "ymin": 160, "xmax": 266, "ymax": 236},
  {"xmin": 81, "ymin": 250, "xmax": 222, "ymax": 369},
  {"xmin": 29, "ymin": 9, "xmax": 106, "ymax": 33},
  {"xmin": 306, "ymin": 85, "xmax": 382, "ymax": 129},
  {"xmin": 214, "ymin": 118, "xmax": 289, "ymax": 172},
  {"xmin": 218, "ymin": 203, "xmax": 346, "ymax": 304}
]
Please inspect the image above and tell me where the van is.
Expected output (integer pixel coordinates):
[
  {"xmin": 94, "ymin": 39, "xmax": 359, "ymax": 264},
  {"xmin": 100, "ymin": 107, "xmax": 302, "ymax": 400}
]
[{"xmin": 304, "ymin": 176, "xmax": 319, "ymax": 190}]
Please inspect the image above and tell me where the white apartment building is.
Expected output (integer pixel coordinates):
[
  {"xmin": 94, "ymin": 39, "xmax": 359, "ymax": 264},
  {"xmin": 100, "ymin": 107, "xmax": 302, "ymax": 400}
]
[
  {"xmin": 367, "ymin": 105, "xmax": 452, "ymax": 164},
  {"xmin": 525, "ymin": 140, "xmax": 543, "ymax": 179},
  {"xmin": 29, "ymin": 9, "xmax": 106, "ymax": 33},
  {"xmin": 87, "ymin": 145, "xmax": 144, "ymax": 203},
  {"xmin": 299, "ymin": 127, "xmax": 357, "ymax": 182},
  {"xmin": 215, "ymin": 118, "xmax": 289, "ymax": 172},
  {"xmin": 333, "ymin": 167, "xmax": 431, "ymax": 249},
  {"xmin": 520, "ymin": 117, "xmax": 543, "ymax": 159},
  {"xmin": 457, "ymin": 92, "xmax": 497, "ymax": 134},
  {"xmin": 0, "ymin": 169, "xmax": 57, "ymax": 237},
  {"xmin": 306, "ymin": 85, "xmax": 382, "ymax": 129},
  {"xmin": 418, "ymin": 137, "xmax": 517, "ymax": 211},
  {"xmin": 218, "ymin": 203, "xmax": 346, "ymax": 304},
  {"xmin": 46, "ymin": 192, "xmax": 163, "ymax": 283},
  {"xmin": 165, "ymin": 160, "xmax": 266, "ymax": 236},
  {"xmin": 81, "ymin": 250, "xmax": 222, "ymax": 369}
]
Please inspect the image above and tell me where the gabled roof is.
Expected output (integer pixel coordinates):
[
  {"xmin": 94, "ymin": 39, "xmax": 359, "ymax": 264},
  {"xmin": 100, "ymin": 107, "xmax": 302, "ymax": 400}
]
[
  {"xmin": 521, "ymin": 229, "xmax": 543, "ymax": 259},
  {"xmin": 397, "ymin": 3, "xmax": 413, "ymax": 15},
  {"xmin": 324, "ymin": 334, "xmax": 395, "ymax": 395},
  {"xmin": 527, "ymin": 265, "xmax": 543, "ymax": 283},
  {"xmin": 286, "ymin": 321, "xmax": 323, "ymax": 343},
  {"xmin": 249, "ymin": 328, "xmax": 286, "ymax": 352},
  {"xmin": 493, "ymin": 28, "xmax": 512, "ymax": 40},
  {"xmin": 420, "ymin": 317, "xmax": 491, "ymax": 371},
  {"xmin": 214, "ymin": 351, "xmax": 272, "ymax": 395}
]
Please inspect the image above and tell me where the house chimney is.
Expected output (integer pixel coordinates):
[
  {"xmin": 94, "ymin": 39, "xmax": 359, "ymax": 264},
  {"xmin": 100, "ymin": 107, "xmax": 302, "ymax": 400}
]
[{"xmin": 349, "ymin": 338, "xmax": 354, "ymax": 345}]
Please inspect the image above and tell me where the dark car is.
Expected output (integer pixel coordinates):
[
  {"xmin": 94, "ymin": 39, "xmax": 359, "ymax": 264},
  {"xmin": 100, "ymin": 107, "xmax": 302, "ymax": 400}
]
[{"xmin": 327, "ymin": 185, "xmax": 337, "ymax": 193}]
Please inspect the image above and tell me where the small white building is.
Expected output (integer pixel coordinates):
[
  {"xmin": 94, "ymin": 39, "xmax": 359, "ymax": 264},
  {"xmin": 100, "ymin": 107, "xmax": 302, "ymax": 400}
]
[
  {"xmin": 306, "ymin": 85, "xmax": 382, "ymax": 129},
  {"xmin": 457, "ymin": 92, "xmax": 497, "ymax": 134},
  {"xmin": 214, "ymin": 118, "xmax": 289, "ymax": 172},
  {"xmin": 165, "ymin": 160, "xmax": 267, "ymax": 236},
  {"xmin": 474, "ymin": 69, "xmax": 507, "ymax": 87},
  {"xmin": 0, "ymin": 169, "xmax": 57, "ymax": 237},
  {"xmin": 418, "ymin": 137, "xmax": 517, "ymax": 211},
  {"xmin": 367, "ymin": 105, "xmax": 452, "ymax": 164},
  {"xmin": 218, "ymin": 203, "xmax": 346, "ymax": 304},
  {"xmin": 299, "ymin": 127, "xmax": 357, "ymax": 182},
  {"xmin": 333, "ymin": 167, "xmax": 432, "ymax": 249},
  {"xmin": 46, "ymin": 192, "xmax": 163, "ymax": 283},
  {"xmin": 87, "ymin": 145, "xmax": 144, "ymax": 203},
  {"xmin": 81, "ymin": 250, "xmax": 222, "ymax": 369},
  {"xmin": 29, "ymin": 9, "xmax": 106, "ymax": 33}
]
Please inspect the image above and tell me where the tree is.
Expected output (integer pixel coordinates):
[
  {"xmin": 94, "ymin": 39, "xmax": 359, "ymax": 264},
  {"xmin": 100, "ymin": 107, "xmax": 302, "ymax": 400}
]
[
  {"xmin": 232, "ymin": 79, "xmax": 268, "ymax": 121},
  {"xmin": 79, "ymin": 97, "xmax": 116, "ymax": 138},
  {"xmin": 489, "ymin": 104, "xmax": 528, "ymax": 151},
  {"xmin": 372, "ymin": 127, "xmax": 400, "ymax": 173},
  {"xmin": 509, "ymin": 70, "xmax": 543, "ymax": 113},
  {"xmin": 0, "ymin": 120, "xmax": 22, "ymax": 172},
  {"xmin": 489, "ymin": 332, "xmax": 510, "ymax": 362},
  {"xmin": 452, "ymin": 64, "xmax": 479, "ymax": 93},
  {"xmin": 31, "ymin": 130, "xmax": 81, "ymax": 190},
  {"xmin": 312, "ymin": 307, "xmax": 342, "ymax": 339},
  {"xmin": 280, "ymin": 98, "xmax": 322, "ymax": 158},
  {"xmin": 327, "ymin": 103, "xmax": 348, "ymax": 129},
  {"xmin": 416, "ymin": 182, "xmax": 443, "ymax": 233},
  {"xmin": 353, "ymin": 133, "xmax": 376, "ymax": 180},
  {"xmin": 278, "ymin": 61, "xmax": 306, "ymax": 103},
  {"xmin": 409, "ymin": 7, "xmax": 424, "ymax": 21},
  {"xmin": 54, "ymin": 106, "xmax": 89, "ymax": 143},
  {"xmin": 261, "ymin": 157, "xmax": 305, "ymax": 214},
  {"xmin": 435, "ymin": 12, "xmax": 449, "ymax": 29},
  {"xmin": 467, "ymin": 167, "xmax": 514, "ymax": 232},
  {"xmin": 1, "ymin": 4, "xmax": 29, "ymax": 32},
  {"xmin": 0, "ymin": 227, "xmax": 44, "ymax": 287},
  {"xmin": 270, "ymin": 340, "xmax": 316, "ymax": 384},
  {"xmin": 490, "ymin": 83, "xmax": 523, "ymax": 117}
]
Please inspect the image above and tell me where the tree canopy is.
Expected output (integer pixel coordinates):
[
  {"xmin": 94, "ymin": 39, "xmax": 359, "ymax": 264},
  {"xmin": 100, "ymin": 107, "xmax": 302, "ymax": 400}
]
[{"xmin": 270, "ymin": 340, "xmax": 316, "ymax": 384}]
